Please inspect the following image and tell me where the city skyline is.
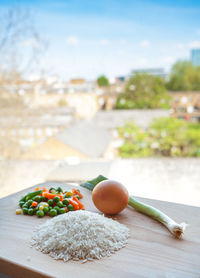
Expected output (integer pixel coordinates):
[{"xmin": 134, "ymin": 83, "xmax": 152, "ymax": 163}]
[{"xmin": 1, "ymin": 0, "xmax": 200, "ymax": 80}]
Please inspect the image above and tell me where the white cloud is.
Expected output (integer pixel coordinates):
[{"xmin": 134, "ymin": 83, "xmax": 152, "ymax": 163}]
[
  {"xmin": 140, "ymin": 40, "xmax": 150, "ymax": 47},
  {"xmin": 99, "ymin": 39, "xmax": 109, "ymax": 46},
  {"xmin": 138, "ymin": 58, "xmax": 148, "ymax": 66},
  {"xmin": 22, "ymin": 38, "xmax": 40, "ymax": 49},
  {"xmin": 119, "ymin": 39, "xmax": 127, "ymax": 45},
  {"xmin": 188, "ymin": 41, "xmax": 200, "ymax": 48},
  {"xmin": 176, "ymin": 43, "xmax": 185, "ymax": 49},
  {"xmin": 162, "ymin": 56, "xmax": 176, "ymax": 65},
  {"xmin": 66, "ymin": 36, "xmax": 79, "ymax": 46}
]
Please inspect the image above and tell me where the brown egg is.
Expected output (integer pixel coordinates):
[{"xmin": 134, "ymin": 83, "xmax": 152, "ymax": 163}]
[{"xmin": 92, "ymin": 180, "xmax": 129, "ymax": 215}]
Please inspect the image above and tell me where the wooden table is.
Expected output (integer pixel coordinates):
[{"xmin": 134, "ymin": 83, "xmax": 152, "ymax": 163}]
[{"xmin": 0, "ymin": 182, "xmax": 200, "ymax": 278}]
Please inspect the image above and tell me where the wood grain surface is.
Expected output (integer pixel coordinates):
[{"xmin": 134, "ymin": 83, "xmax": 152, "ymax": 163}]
[{"xmin": 0, "ymin": 182, "xmax": 200, "ymax": 278}]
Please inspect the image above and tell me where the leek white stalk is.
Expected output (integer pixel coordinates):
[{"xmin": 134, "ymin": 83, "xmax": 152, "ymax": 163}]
[{"xmin": 129, "ymin": 196, "xmax": 187, "ymax": 239}]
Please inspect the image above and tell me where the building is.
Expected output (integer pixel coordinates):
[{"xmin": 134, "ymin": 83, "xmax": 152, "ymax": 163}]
[
  {"xmin": 130, "ymin": 68, "xmax": 167, "ymax": 79},
  {"xmin": 171, "ymin": 92, "xmax": 200, "ymax": 122},
  {"xmin": 22, "ymin": 121, "xmax": 113, "ymax": 160},
  {"xmin": 0, "ymin": 107, "xmax": 74, "ymax": 148},
  {"xmin": 190, "ymin": 49, "xmax": 200, "ymax": 67}
]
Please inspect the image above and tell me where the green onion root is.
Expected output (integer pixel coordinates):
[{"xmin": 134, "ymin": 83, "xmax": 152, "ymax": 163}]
[{"xmin": 129, "ymin": 196, "xmax": 187, "ymax": 239}]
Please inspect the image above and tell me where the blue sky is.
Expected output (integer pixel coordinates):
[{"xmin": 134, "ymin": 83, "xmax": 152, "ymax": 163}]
[{"xmin": 1, "ymin": 0, "xmax": 200, "ymax": 80}]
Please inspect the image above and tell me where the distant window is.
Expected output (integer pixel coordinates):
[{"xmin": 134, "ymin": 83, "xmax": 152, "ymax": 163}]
[
  {"xmin": 18, "ymin": 89, "xmax": 25, "ymax": 96},
  {"xmin": 46, "ymin": 127, "xmax": 53, "ymax": 136},
  {"xmin": 187, "ymin": 106, "xmax": 194, "ymax": 114},
  {"xmin": 28, "ymin": 128, "xmax": 34, "ymax": 136},
  {"xmin": 36, "ymin": 128, "xmax": 42, "ymax": 136},
  {"xmin": 181, "ymin": 96, "xmax": 188, "ymax": 104},
  {"xmin": 58, "ymin": 89, "xmax": 64, "ymax": 94}
]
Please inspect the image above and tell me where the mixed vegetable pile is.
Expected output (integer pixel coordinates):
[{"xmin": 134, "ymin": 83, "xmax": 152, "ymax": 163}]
[{"xmin": 16, "ymin": 186, "xmax": 84, "ymax": 218}]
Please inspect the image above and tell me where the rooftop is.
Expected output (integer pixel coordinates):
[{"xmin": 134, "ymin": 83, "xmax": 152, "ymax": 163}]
[{"xmin": 55, "ymin": 120, "xmax": 112, "ymax": 158}]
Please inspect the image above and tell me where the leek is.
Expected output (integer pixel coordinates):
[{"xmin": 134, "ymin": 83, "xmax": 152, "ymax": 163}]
[{"xmin": 80, "ymin": 175, "xmax": 187, "ymax": 239}]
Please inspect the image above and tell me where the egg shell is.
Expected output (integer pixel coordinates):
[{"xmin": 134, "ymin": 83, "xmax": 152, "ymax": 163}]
[{"xmin": 92, "ymin": 180, "xmax": 129, "ymax": 215}]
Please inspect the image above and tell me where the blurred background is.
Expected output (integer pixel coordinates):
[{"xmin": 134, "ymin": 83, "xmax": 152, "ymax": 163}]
[{"xmin": 0, "ymin": 0, "xmax": 200, "ymax": 206}]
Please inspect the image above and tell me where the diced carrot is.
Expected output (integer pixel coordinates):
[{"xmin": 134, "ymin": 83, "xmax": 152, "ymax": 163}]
[
  {"xmin": 32, "ymin": 201, "xmax": 38, "ymax": 207},
  {"xmin": 72, "ymin": 196, "xmax": 85, "ymax": 210},
  {"xmin": 42, "ymin": 187, "xmax": 48, "ymax": 192},
  {"xmin": 68, "ymin": 199, "xmax": 79, "ymax": 210},
  {"xmin": 72, "ymin": 188, "xmax": 83, "ymax": 199},
  {"xmin": 42, "ymin": 192, "xmax": 63, "ymax": 201},
  {"xmin": 78, "ymin": 203, "xmax": 85, "ymax": 210},
  {"xmin": 34, "ymin": 187, "xmax": 40, "ymax": 191},
  {"xmin": 64, "ymin": 207, "xmax": 68, "ymax": 213}
]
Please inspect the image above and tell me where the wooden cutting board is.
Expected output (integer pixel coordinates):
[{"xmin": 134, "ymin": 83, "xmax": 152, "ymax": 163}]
[{"xmin": 0, "ymin": 182, "xmax": 200, "ymax": 278}]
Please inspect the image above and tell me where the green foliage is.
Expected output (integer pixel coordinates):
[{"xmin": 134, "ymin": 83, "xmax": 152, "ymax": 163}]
[
  {"xmin": 97, "ymin": 75, "xmax": 109, "ymax": 87},
  {"xmin": 118, "ymin": 117, "xmax": 200, "ymax": 157},
  {"xmin": 167, "ymin": 60, "xmax": 200, "ymax": 91},
  {"xmin": 115, "ymin": 73, "xmax": 171, "ymax": 109}
]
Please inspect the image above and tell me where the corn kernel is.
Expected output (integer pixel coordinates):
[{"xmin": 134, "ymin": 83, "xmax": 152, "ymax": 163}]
[
  {"xmin": 65, "ymin": 191, "xmax": 73, "ymax": 197},
  {"xmin": 39, "ymin": 205, "xmax": 44, "ymax": 210},
  {"xmin": 16, "ymin": 209, "xmax": 22, "ymax": 215}
]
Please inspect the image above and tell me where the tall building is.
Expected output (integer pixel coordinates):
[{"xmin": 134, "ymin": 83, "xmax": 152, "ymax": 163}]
[
  {"xmin": 130, "ymin": 68, "xmax": 167, "ymax": 79},
  {"xmin": 191, "ymin": 49, "xmax": 200, "ymax": 67}
]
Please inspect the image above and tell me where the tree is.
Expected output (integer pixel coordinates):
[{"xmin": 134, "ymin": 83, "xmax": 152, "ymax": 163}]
[
  {"xmin": 97, "ymin": 75, "xmax": 109, "ymax": 87},
  {"xmin": 167, "ymin": 60, "xmax": 200, "ymax": 91},
  {"xmin": 115, "ymin": 73, "xmax": 171, "ymax": 109},
  {"xmin": 0, "ymin": 7, "xmax": 47, "ymax": 84}
]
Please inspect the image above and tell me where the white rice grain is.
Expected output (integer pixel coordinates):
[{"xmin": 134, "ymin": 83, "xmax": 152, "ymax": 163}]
[{"xmin": 31, "ymin": 210, "xmax": 129, "ymax": 262}]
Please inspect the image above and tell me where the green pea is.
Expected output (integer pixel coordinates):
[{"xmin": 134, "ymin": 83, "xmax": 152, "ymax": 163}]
[
  {"xmin": 27, "ymin": 200, "xmax": 33, "ymax": 207},
  {"xmin": 59, "ymin": 208, "xmax": 66, "ymax": 214},
  {"xmin": 54, "ymin": 206, "xmax": 60, "ymax": 212},
  {"xmin": 33, "ymin": 196, "xmax": 41, "ymax": 202},
  {"xmin": 23, "ymin": 202, "xmax": 29, "ymax": 207},
  {"xmin": 75, "ymin": 195, "xmax": 80, "ymax": 200},
  {"xmin": 63, "ymin": 199, "xmax": 69, "ymax": 206},
  {"xmin": 43, "ymin": 207, "xmax": 49, "ymax": 214},
  {"xmin": 28, "ymin": 208, "xmax": 34, "ymax": 215},
  {"xmin": 57, "ymin": 201, "xmax": 63, "ymax": 208},
  {"xmin": 67, "ymin": 204, "xmax": 74, "ymax": 211},
  {"xmin": 22, "ymin": 207, "xmax": 28, "ymax": 214},
  {"xmin": 36, "ymin": 210, "xmax": 44, "ymax": 218},
  {"xmin": 48, "ymin": 199, "xmax": 54, "ymax": 206},
  {"xmin": 53, "ymin": 196, "xmax": 60, "ymax": 203},
  {"xmin": 49, "ymin": 209, "xmax": 57, "ymax": 217},
  {"xmin": 19, "ymin": 201, "xmax": 25, "ymax": 208}
]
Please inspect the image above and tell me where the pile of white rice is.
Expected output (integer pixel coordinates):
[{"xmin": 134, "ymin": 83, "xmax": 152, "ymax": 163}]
[{"xmin": 31, "ymin": 210, "xmax": 129, "ymax": 262}]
